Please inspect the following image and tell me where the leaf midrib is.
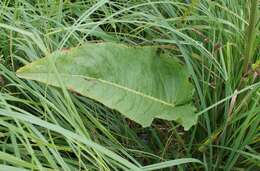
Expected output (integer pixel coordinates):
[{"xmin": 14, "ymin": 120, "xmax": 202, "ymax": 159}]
[{"xmin": 18, "ymin": 72, "xmax": 177, "ymax": 107}]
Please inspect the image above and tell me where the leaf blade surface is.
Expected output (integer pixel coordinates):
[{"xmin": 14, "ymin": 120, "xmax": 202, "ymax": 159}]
[{"xmin": 17, "ymin": 43, "xmax": 197, "ymax": 130}]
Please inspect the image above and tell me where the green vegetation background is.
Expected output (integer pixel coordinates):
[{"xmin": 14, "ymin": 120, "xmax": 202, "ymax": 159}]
[{"xmin": 0, "ymin": 0, "xmax": 259, "ymax": 170}]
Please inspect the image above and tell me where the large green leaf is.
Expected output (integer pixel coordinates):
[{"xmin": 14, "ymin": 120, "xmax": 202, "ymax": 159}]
[{"xmin": 16, "ymin": 43, "xmax": 197, "ymax": 130}]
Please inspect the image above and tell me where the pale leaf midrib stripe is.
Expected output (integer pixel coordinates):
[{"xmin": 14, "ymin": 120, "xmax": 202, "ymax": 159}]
[{"xmin": 18, "ymin": 73, "xmax": 176, "ymax": 107}]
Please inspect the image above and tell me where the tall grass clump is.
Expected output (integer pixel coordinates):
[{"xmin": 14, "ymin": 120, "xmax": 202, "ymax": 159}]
[{"xmin": 0, "ymin": 0, "xmax": 259, "ymax": 170}]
